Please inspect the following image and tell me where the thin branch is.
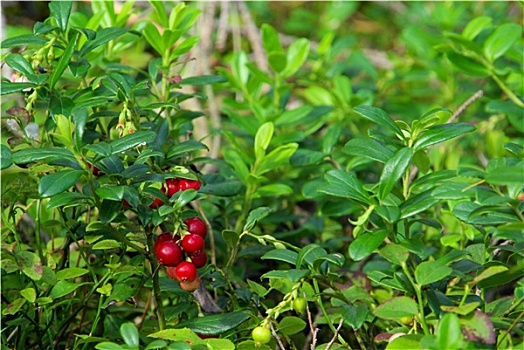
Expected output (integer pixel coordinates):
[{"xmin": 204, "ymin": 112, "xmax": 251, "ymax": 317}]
[
  {"xmin": 325, "ymin": 318, "xmax": 345, "ymax": 350},
  {"xmin": 237, "ymin": 1, "xmax": 268, "ymax": 71},
  {"xmin": 449, "ymin": 90, "xmax": 484, "ymax": 123},
  {"xmin": 269, "ymin": 322, "xmax": 287, "ymax": 350},
  {"xmin": 305, "ymin": 293, "xmax": 319, "ymax": 350}
]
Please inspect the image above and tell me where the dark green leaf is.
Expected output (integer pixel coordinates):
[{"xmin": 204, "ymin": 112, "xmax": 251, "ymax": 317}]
[
  {"xmin": 446, "ymin": 52, "xmax": 490, "ymax": 77},
  {"xmin": 378, "ymin": 147, "xmax": 413, "ymax": 201},
  {"xmin": 503, "ymin": 142, "xmax": 524, "ymax": 158},
  {"xmin": 1, "ymin": 34, "xmax": 48, "ymax": 48},
  {"xmin": 400, "ymin": 190, "xmax": 440, "ymax": 219},
  {"xmin": 39, "ymin": 170, "xmax": 84, "ymax": 197},
  {"xmin": 5, "ymin": 53, "xmax": 35, "ymax": 77},
  {"xmin": 55, "ymin": 267, "xmax": 89, "ymax": 280},
  {"xmin": 261, "ymin": 249, "xmax": 298, "ymax": 265},
  {"xmin": 320, "ymin": 169, "xmax": 370, "ymax": 204},
  {"xmin": 261, "ymin": 269, "xmax": 310, "ymax": 283},
  {"xmin": 85, "ymin": 142, "xmax": 112, "ymax": 157},
  {"xmin": 50, "ymin": 32, "xmax": 79, "ymax": 90},
  {"xmin": 349, "ymin": 230, "xmax": 387, "ymax": 261},
  {"xmin": 453, "ymin": 202, "xmax": 517, "ymax": 226},
  {"xmin": 95, "ymin": 186, "xmax": 125, "ymax": 201},
  {"xmin": 1, "ymin": 145, "xmax": 13, "ymax": 170},
  {"xmin": 353, "ymin": 106, "xmax": 402, "ymax": 136},
  {"xmin": 296, "ymin": 244, "xmax": 327, "ymax": 269},
  {"xmin": 80, "ymin": 27, "xmax": 129, "ymax": 56},
  {"xmin": 413, "ymin": 123, "xmax": 476, "ymax": 151},
  {"xmin": 110, "ymin": 131, "xmax": 156, "ymax": 154},
  {"xmin": 16, "ymin": 251, "xmax": 43, "ymax": 281},
  {"xmin": 1, "ymin": 82, "xmax": 36, "ymax": 95},
  {"xmin": 244, "ymin": 207, "xmax": 274, "ymax": 231},
  {"xmin": 343, "ymin": 138, "xmax": 394, "ymax": 164},
  {"xmin": 277, "ymin": 316, "xmax": 306, "ymax": 335},
  {"xmin": 180, "ymin": 75, "xmax": 227, "ymax": 86},
  {"xmin": 483, "ymin": 23, "xmax": 523, "ymax": 62},
  {"xmin": 46, "ymin": 192, "xmax": 91, "ymax": 209},
  {"xmin": 120, "ymin": 323, "xmax": 139, "ymax": 348},
  {"xmin": 174, "ymin": 311, "xmax": 250, "ymax": 335},
  {"xmin": 485, "ymin": 164, "xmax": 524, "ymax": 185},
  {"xmin": 342, "ymin": 304, "xmax": 369, "ymax": 329},
  {"xmin": 49, "ymin": 1, "xmax": 72, "ymax": 32},
  {"xmin": 50, "ymin": 280, "xmax": 90, "ymax": 299}
]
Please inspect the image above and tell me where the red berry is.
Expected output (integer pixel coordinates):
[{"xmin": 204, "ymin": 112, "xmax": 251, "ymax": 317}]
[
  {"xmin": 166, "ymin": 178, "xmax": 180, "ymax": 197},
  {"xmin": 154, "ymin": 233, "xmax": 184, "ymax": 266},
  {"xmin": 180, "ymin": 277, "xmax": 200, "ymax": 292},
  {"xmin": 182, "ymin": 234, "xmax": 204, "ymax": 253},
  {"xmin": 149, "ymin": 186, "xmax": 166, "ymax": 209},
  {"xmin": 122, "ymin": 199, "xmax": 131, "ymax": 208},
  {"xmin": 174, "ymin": 261, "xmax": 198, "ymax": 282},
  {"xmin": 179, "ymin": 179, "xmax": 201, "ymax": 191},
  {"xmin": 189, "ymin": 250, "xmax": 207, "ymax": 268},
  {"xmin": 184, "ymin": 217, "xmax": 207, "ymax": 239},
  {"xmin": 87, "ymin": 163, "xmax": 102, "ymax": 177}
]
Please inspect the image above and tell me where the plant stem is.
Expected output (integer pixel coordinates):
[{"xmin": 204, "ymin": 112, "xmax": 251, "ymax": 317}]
[
  {"xmin": 312, "ymin": 278, "xmax": 348, "ymax": 346},
  {"xmin": 146, "ymin": 230, "xmax": 166, "ymax": 330},
  {"xmin": 401, "ymin": 262, "xmax": 430, "ymax": 335},
  {"xmin": 491, "ymin": 74, "xmax": 524, "ymax": 108}
]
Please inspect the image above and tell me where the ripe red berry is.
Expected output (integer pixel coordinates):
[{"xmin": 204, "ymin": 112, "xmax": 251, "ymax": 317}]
[
  {"xmin": 179, "ymin": 178, "xmax": 201, "ymax": 191},
  {"xmin": 87, "ymin": 163, "xmax": 102, "ymax": 177},
  {"xmin": 149, "ymin": 186, "xmax": 167, "ymax": 209},
  {"xmin": 180, "ymin": 276, "xmax": 200, "ymax": 292},
  {"xmin": 166, "ymin": 178, "xmax": 180, "ymax": 197},
  {"xmin": 122, "ymin": 198, "xmax": 131, "ymax": 208},
  {"xmin": 174, "ymin": 261, "xmax": 198, "ymax": 282},
  {"xmin": 154, "ymin": 233, "xmax": 184, "ymax": 266},
  {"xmin": 182, "ymin": 234, "xmax": 204, "ymax": 253},
  {"xmin": 184, "ymin": 217, "xmax": 207, "ymax": 239},
  {"xmin": 189, "ymin": 250, "xmax": 207, "ymax": 268}
]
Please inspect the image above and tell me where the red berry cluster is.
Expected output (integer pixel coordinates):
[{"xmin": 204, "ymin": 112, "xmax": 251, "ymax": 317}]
[
  {"xmin": 152, "ymin": 177, "xmax": 208, "ymax": 292},
  {"xmin": 150, "ymin": 178, "xmax": 201, "ymax": 209}
]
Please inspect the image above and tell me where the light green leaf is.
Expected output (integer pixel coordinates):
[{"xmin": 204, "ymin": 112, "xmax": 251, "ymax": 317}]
[
  {"xmin": 373, "ymin": 296, "xmax": 418, "ymax": 319},
  {"xmin": 483, "ymin": 23, "xmax": 523, "ymax": 62},
  {"xmin": 254, "ymin": 122, "xmax": 274, "ymax": 160},
  {"xmin": 277, "ymin": 316, "xmax": 306, "ymax": 335},
  {"xmin": 415, "ymin": 261, "xmax": 453, "ymax": 285}
]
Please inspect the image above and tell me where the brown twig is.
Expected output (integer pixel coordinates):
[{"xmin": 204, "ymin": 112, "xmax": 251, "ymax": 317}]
[
  {"xmin": 325, "ymin": 318, "xmax": 345, "ymax": 350},
  {"xmin": 269, "ymin": 322, "xmax": 287, "ymax": 350},
  {"xmin": 305, "ymin": 293, "xmax": 319, "ymax": 350},
  {"xmin": 449, "ymin": 90, "xmax": 484, "ymax": 123}
]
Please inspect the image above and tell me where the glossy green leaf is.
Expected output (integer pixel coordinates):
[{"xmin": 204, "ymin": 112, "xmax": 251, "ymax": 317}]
[
  {"xmin": 1, "ymin": 298, "xmax": 26, "ymax": 316},
  {"xmin": 320, "ymin": 169, "xmax": 370, "ymax": 204},
  {"xmin": 1, "ymin": 34, "xmax": 48, "ymax": 48},
  {"xmin": 255, "ymin": 122, "xmax": 274, "ymax": 160},
  {"xmin": 5, "ymin": 53, "xmax": 35, "ymax": 77},
  {"xmin": 50, "ymin": 280, "xmax": 90, "ymax": 299},
  {"xmin": 261, "ymin": 269, "xmax": 310, "ymax": 283},
  {"xmin": 261, "ymin": 249, "xmax": 298, "ymax": 265},
  {"xmin": 92, "ymin": 239, "xmax": 121, "ymax": 250},
  {"xmin": 462, "ymin": 16, "xmax": 493, "ymax": 40},
  {"xmin": 261, "ymin": 24, "xmax": 284, "ymax": 54},
  {"xmin": 256, "ymin": 143, "xmax": 298, "ymax": 176},
  {"xmin": 342, "ymin": 304, "xmax": 369, "ymax": 329},
  {"xmin": 1, "ymin": 145, "xmax": 12, "ymax": 170},
  {"xmin": 49, "ymin": 0, "xmax": 72, "ymax": 32},
  {"xmin": 342, "ymin": 138, "xmax": 393, "ymax": 163},
  {"xmin": 39, "ymin": 170, "xmax": 84, "ymax": 198},
  {"xmin": 373, "ymin": 296, "xmax": 418, "ymax": 319},
  {"xmin": 415, "ymin": 261, "xmax": 453, "ymax": 285},
  {"xmin": 50, "ymin": 32, "xmax": 79, "ymax": 90},
  {"xmin": 120, "ymin": 323, "xmax": 139, "ymax": 348},
  {"xmin": 55, "ymin": 267, "xmax": 89, "ymax": 281},
  {"xmin": 399, "ymin": 190, "xmax": 440, "ymax": 219},
  {"xmin": 110, "ymin": 131, "xmax": 156, "ymax": 154},
  {"xmin": 174, "ymin": 311, "xmax": 250, "ymax": 335},
  {"xmin": 413, "ymin": 123, "xmax": 476, "ymax": 151},
  {"xmin": 296, "ymin": 244, "xmax": 327, "ymax": 269},
  {"xmin": 278, "ymin": 316, "xmax": 306, "ymax": 335},
  {"xmin": 244, "ymin": 207, "xmax": 274, "ymax": 232},
  {"xmin": 378, "ymin": 147, "xmax": 413, "ymax": 201},
  {"xmin": 353, "ymin": 106, "xmax": 402, "ymax": 136},
  {"xmin": 485, "ymin": 164, "xmax": 524, "ymax": 185},
  {"xmin": 20, "ymin": 288, "xmax": 37, "ymax": 303},
  {"xmin": 446, "ymin": 52, "xmax": 490, "ymax": 77},
  {"xmin": 282, "ymin": 38, "xmax": 310, "ymax": 79},
  {"xmin": 95, "ymin": 186, "xmax": 125, "ymax": 201},
  {"xmin": 274, "ymin": 106, "xmax": 313, "ymax": 127},
  {"xmin": 503, "ymin": 142, "xmax": 524, "ymax": 158},
  {"xmin": 95, "ymin": 343, "xmax": 124, "ymax": 350},
  {"xmin": 483, "ymin": 23, "xmax": 522, "ymax": 62},
  {"xmin": 375, "ymin": 204, "xmax": 400, "ymax": 223},
  {"xmin": 386, "ymin": 335, "xmax": 422, "ymax": 350},
  {"xmin": 349, "ymin": 230, "xmax": 387, "ymax": 261},
  {"xmin": 231, "ymin": 51, "xmax": 249, "ymax": 86},
  {"xmin": 379, "ymin": 244, "xmax": 410, "ymax": 265},
  {"xmin": 80, "ymin": 27, "xmax": 128, "ymax": 56},
  {"xmin": 453, "ymin": 202, "xmax": 517, "ymax": 226},
  {"xmin": 143, "ymin": 22, "xmax": 164, "ymax": 55},
  {"xmin": 0, "ymin": 82, "xmax": 36, "ymax": 95}
]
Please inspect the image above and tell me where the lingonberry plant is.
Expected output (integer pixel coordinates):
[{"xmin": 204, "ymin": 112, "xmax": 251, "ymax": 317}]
[{"xmin": 1, "ymin": 1, "xmax": 523, "ymax": 350}]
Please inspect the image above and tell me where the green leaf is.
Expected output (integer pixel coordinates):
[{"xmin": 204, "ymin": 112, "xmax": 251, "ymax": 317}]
[
  {"xmin": 38, "ymin": 170, "xmax": 84, "ymax": 198},
  {"xmin": 47, "ymin": 192, "xmax": 90, "ymax": 210},
  {"xmin": 267, "ymin": 52, "xmax": 287, "ymax": 73},
  {"xmin": 1, "ymin": 298, "xmax": 26, "ymax": 316},
  {"xmin": 95, "ymin": 186, "xmax": 125, "ymax": 201},
  {"xmin": 20, "ymin": 288, "xmax": 37, "ymax": 303},
  {"xmin": 503, "ymin": 142, "xmax": 524, "ymax": 159},
  {"xmin": 296, "ymin": 244, "xmax": 327, "ymax": 269},
  {"xmin": 173, "ymin": 311, "xmax": 250, "ymax": 335},
  {"xmin": 386, "ymin": 335, "xmax": 422, "ymax": 350},
  {"xmin": 446, "ymin": 52, "xmax": 490, "ymax": 77},
  {"xmin": 80, "ymin": 27, "xmax": 128, "ymax": 56},
  {"xmin": 150, "ymin": 0, "xmax": 169, "ymax": 27},
  {"xmin": 256, "ymin": 143, "xmax": 298, "ymax": 176},
  {"xmin": 1, "ymin": 145, "xmax": 12, "ymax": 170},
  {"xmin": 231, "ymin": 51, "xmax": 249, "ymax": 86},
  {"xmin": 375, "ymin": 204, "xmax": 400, "ymax": 223},
  {"xmin": 222, "ymin": 230, "xmax": 239, "ymax": 249},
  {"xmin": 320, "ymin": 169, "xmax": 370, "ymax": 204},
  {"xmin": 0, "ymin": 82, "xmax": 36, "ymax": 95},
  {"xmin": 373, "ymin": 296, "xmax": 418, "ymax": 319},
  {"xmin": 413, "ymin": 123, "xmax": 476, "ymax": 151},
  {"xmin": 50, "ymin": 32, "xmax": 78, "ymax": 90},
  {"xmin": 399, "ymin": 190, "xmax": 440, "ymax": 219},
  {"xmin": 261, "ymin": 24, "xmax": 284, "ymax": 54},
  {"xmin": 274, "ymin": 106, "xmax": 313, "ymax": 127},
  {"xmin": 462, "ymin": 16, "xmax": 493, "ymax": 40},
  {"xmin": 277, "ymin": 316, "xmax": 306, "ymax": 335},
  {"xmin": 180, "ymin": 75, "xmax": 227, "ymax": 86},
  {"xmin": 55, "ymin": 267, "xmax": 89, "ymax": 280},
  {"xmin": 254, "ymin": 122, "xmax": 274, "ymax": 160},
  {"xmin": 472, "ymin": 265, "xmax": 508, "ymax": 285},
  {"xmin": 281, "ymin": 38, "xmax": 310, "ymax": 79},
  {"xmin": 244, "ymin": 207, "xmax": 274, "ymax": 232},
  {"xmin": 342, "ymin": 138, "xmax": 394, "ymax": 164},
  {"xmin": 92, "ymin": 239, "xmax": 121, "ymax": 250},
  {"xmin": 415, "ymin": 261, "xmax": 453, "ymax": 285},
  {"xmin": 1, "ymin": 34, "xmax": 48, "ymax": 48},
  {"xmin": 353, "ymin": 106, "xmax": 402, "ymax": 136},
  {"xmin": 143, "ymin": 22, "xmax": 164, "ymax": 56},
  {"xmin": 261, "ymin": 269, "xmax": 310, "ymax": 283},
  {"xmin": 5, "ymin": 53, "xmax": 35, "ymax": 77},
  {"xmin": 342, "ymin": 304, "xmax": 369, "ymax": 329},
  {"xmin": 50, "ymin": 280, "xmax": 90, "ymax": 299},
  {"xmin": 485, "ymin": 165, "xmax": 524, "ymax": 185},
  {"xmin": 349, "ymin": 230, "xmax": 387, "ymax": 261},
  {"xmin": 95, "ymin": 342, "xmax": 124, "ymax": 350},
  {"xmin": 453, "ymin": 202, "xmax": 517, "ymax": 226},
  {"xmin": 378, "ymin": 147, "xmax": 413, "ymax": 201},
  {"xmin": 483, "ymin": 23, "xmax": 522, "ymax": 62},
  {"xmin": 49, "ymin": 0, "xmax": 72, "ymax": 32},
  {"xmin": 109, "ymin": 131, "xmax": 156, "ymax": 154},
  {"xmin": 379, "ymin": 244, "xmax": 410, "ymax": 265},
  {"xmin": 120, "ymin": 323, "xmax": 139, "ymax": 348},
  {"xmin": 441, "ymin": 302, "xmax": 480, "ymax": 316},
  {"xmin": 261, "ymin": 249, "xmax": 298, "ymax": 265}
]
